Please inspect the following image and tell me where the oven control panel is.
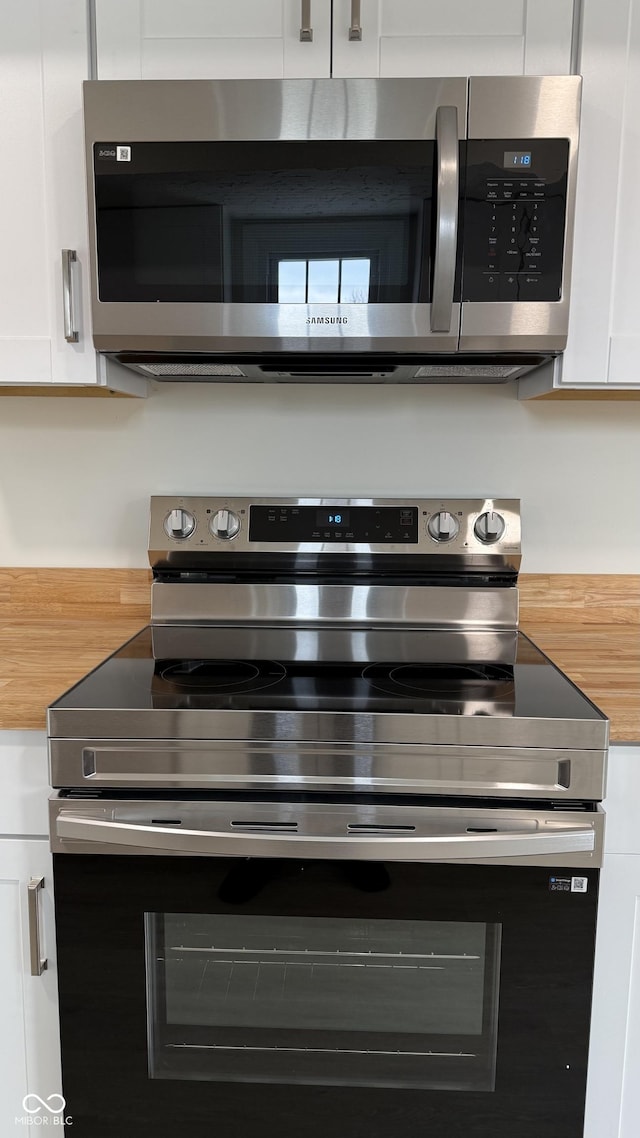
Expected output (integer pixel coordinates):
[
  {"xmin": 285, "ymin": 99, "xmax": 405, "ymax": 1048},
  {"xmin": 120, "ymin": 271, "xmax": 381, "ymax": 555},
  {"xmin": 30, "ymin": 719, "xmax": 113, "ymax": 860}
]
[
  {"xmin": 150, "ymin": 497, "xmax": 521, "ymax": 560},
  {"xmin": 249, "ymin": 505, "xmax": 419, "ymax": 544}
]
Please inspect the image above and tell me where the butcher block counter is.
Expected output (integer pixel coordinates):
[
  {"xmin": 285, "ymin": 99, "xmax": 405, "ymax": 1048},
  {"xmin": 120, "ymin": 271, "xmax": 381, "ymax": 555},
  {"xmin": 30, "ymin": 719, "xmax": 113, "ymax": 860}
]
[{"xmin": 0, "ymin": 570, "xmax": 638, "ymax": 741}]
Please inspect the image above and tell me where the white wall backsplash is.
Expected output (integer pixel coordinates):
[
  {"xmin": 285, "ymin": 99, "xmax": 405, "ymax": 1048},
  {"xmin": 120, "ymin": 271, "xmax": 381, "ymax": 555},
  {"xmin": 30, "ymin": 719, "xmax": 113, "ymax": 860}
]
[{"xmin": 1, "ymin": 383, "xmax": 639, "ymax": 571}]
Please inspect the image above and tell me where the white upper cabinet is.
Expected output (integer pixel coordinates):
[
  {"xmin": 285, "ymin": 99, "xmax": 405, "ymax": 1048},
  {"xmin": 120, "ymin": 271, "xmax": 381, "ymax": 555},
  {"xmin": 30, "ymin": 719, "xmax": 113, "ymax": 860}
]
[
  {"xmin": 520, "ymin": 0, "xmax": 640, "ymax": 394},
  {"xmin": 94, "ymin": 0, "xmax": 575, "ymax": 80},
  {"xmin": 95, "ymin": 0, "xmax": 333, "ymax": 79},
  {"xmin": 332, "ymin": 0, "xmax": 575, "ymax": 79},
  {"xmin": 0, "ymin": 0, "xmax": 145, "ymax": 391}
]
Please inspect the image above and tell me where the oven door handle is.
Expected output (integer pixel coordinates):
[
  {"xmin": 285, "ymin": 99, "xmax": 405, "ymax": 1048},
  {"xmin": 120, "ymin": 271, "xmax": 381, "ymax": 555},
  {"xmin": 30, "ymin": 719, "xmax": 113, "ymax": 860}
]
[
  {"xmin": 431, "ymin": 105, "xmax": 459, "ymax": 334},
  {"xmin": 55, "ymin": 815, "xmax": 596, "ymax": 861}
]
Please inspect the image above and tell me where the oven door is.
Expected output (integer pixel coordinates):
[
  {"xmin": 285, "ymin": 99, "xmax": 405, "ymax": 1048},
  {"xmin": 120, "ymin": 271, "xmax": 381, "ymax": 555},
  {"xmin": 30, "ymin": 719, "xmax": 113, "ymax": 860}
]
[{"xmin": 51, "ymin": 797, "xmax": 601, "ymax": 1138}]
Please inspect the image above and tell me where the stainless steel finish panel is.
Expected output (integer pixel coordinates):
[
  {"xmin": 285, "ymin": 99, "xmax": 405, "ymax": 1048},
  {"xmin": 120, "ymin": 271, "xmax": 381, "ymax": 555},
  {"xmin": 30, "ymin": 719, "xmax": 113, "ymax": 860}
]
[
  {"xmin": 460, "ymin": 305, "xmax": 568, "ymax": 353},
  {"xmin": 46, "ymin": 706, "xmax": 609, "ymax": 752},
  {"xmin": 61, "ymin": 250, "xmax": 78, "ymax": 344},
  {"xmin": 467, "ymin": 76, "xmax": 581, "ymax": 144},
  {"xmin": 148, "ymin": 627, "xmax": 520, "ymax": 665},
  {"xmin": 462, "ymin": 76, "xmax": 581, "ymax": 354},
  {"xmin": 431, "ymin": 106, "xmax": 459, "ymax": 333},
  {"xmin": 149, "ymin": 495, "xmax": 522, "ymax": 562},
  {"xmin": 50, "ymin": 796, "xmax": 605, "ymax": 868},
  {"xmin": 151, "ymin": 583, "xmax": 519, "ymax": 629},
  {"xmin": 49, "ymin": 738, "xmax": 608, "ymax": 801},
  {"xmin": 90, "ymin": 303, "xmax": 460, "ymax": 355},
  {"xmin": 83, "ymin": 78, "xmax": 468, "ymax": 143},
  {"xmin": 27, "ymin": 877, "xmax": 47, "ymax": 977}
]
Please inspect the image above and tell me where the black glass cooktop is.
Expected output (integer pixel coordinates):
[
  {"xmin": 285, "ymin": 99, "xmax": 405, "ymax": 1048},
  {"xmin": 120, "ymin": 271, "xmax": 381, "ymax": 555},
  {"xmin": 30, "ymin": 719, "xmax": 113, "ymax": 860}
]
[{"xmin": 50, "ymin": 626, "xmax": 606, "ymax": 723}]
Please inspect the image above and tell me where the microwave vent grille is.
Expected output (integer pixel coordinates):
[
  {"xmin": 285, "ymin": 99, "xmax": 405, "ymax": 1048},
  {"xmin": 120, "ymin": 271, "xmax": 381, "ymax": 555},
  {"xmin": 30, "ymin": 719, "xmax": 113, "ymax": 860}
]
[
  {"xmin": 414, "ymin": 365, "xmax": 520, "ymax": 379},
  {"xmin": 137, "ymin": 363, "xmax": 247, "ymax": 377}
]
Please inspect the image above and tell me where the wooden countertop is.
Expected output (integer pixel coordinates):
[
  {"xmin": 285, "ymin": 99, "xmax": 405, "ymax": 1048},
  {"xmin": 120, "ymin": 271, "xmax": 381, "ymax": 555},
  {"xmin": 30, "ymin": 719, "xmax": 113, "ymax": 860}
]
[{"xmin": 0, "ymin": 570, "xmax": 638, "ymax": 741}]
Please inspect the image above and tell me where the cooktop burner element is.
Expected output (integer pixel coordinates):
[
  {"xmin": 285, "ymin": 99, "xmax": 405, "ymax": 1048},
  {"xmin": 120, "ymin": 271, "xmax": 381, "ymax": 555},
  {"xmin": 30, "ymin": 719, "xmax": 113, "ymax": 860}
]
[
  {"xmin": 159, "ymin": 659, "xmax": 286, "ymax": 693},
  {"xmin": 363, "ymin": 661, "xmax": 515, "ymax": 697},
  {"xmin": 48, "ymin": 496, "xmax": 608, "ymax": 801}
]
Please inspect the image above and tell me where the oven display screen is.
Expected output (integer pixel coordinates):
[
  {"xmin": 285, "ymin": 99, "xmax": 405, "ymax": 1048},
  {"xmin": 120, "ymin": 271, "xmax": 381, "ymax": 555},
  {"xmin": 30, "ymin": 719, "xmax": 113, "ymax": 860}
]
[
  {"xmin": 249, "ymin": 505, "xmax": 418, "ymax": 543},
  {"xmin": 316, "ymin": 510, "xmax": 350, "ymax": 527},
  {"xmin": 503, "ymin": 150, "xmax": 532, "ymax": 168}
]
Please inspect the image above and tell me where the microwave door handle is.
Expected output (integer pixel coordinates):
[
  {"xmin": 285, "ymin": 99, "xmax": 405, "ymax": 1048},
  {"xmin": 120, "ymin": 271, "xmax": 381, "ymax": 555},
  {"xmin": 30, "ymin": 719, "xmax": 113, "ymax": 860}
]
[
  {"xmin": 431, "ymin": 106, "xmax": 459, "ymax": 333},
  {"xmin": 56, "ymin": 815, "xmax": 595, "ymax": 861}
]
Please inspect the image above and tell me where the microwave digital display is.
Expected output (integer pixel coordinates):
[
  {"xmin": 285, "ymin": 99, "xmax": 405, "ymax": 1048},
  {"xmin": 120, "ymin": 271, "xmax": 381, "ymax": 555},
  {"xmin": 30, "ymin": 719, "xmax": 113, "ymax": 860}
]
[{"xmin": 503, "ymin": 150, "xmax": 532, "ymax": 168}]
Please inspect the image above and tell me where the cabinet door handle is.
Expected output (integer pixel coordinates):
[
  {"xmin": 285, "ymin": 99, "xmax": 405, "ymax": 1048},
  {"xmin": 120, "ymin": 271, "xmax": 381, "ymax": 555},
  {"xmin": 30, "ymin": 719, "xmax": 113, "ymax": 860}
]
[
  {"xmin": 349, "ymin": 0, "xmax": 362, "ymax": 40},
  {"xmin": 300, "ymin": 0, "xmax": 313, "ymax": 41},
  {"xmin": 61, "ymin": 249, "xmax": 79, "ymax": 343},
  {"xmin": 27, "ymin": 877, "xmax": 47, "ymax": 977},
  {"xmin": 431, "ymin": 106, "xmax": 459, "ymax": 333}
]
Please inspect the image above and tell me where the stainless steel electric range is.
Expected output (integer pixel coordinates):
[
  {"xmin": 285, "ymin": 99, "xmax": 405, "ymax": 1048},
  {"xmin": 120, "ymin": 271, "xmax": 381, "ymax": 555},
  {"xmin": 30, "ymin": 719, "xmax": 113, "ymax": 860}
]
[{"xmin": 48, "ymin": 496, "xmax": 608, "ymax": 1138}]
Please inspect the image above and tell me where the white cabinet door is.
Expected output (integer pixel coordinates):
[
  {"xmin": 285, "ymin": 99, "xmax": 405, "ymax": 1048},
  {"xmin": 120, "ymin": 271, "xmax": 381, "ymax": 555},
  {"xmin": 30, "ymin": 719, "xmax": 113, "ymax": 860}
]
[
  {"xmin": 584, "ymin": 747, "xmax": 640, "ymax": 1137},
  {"xmin": 94, "ymin": 0, "xmax": 332, "ymax": 79},
  {"xmin": 0, "ymin": 732, "xmax": 49, "ymax": 837},
  {"xmin": 585, "ymin": 853, "xmax": 640, "ymax": 1138},
  {"xmin": 0, "ymin": 840, "xmax": 62, "ymax": 1133},
  {"xmin": 0, "ymin": 0, "xmax": 53, "ymax": 385},
  {"xmin": 331, "ymin": 0, "xmax": 575, "ymax": 78},
  {"xmin": 523, "ymin": 0, "xmax": 640, "ymax": 392},
  {"xmin": 606, "ymin": 0, "xmax": 640, "ymax": 385},
  {"xmin": 0, "ymin": 0, "xmax": 145, "ymax": 392},
  {"xmin": 95, "ymin": 1, "xmax": 575, "ymax": 81}
]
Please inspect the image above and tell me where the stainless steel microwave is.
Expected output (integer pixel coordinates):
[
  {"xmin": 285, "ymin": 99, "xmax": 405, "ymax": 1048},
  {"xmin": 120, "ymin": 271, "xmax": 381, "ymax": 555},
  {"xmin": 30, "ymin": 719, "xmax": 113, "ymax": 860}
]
[{"xmin": 83, "ymin": 76, "xmax": 581, "ymax": 383}]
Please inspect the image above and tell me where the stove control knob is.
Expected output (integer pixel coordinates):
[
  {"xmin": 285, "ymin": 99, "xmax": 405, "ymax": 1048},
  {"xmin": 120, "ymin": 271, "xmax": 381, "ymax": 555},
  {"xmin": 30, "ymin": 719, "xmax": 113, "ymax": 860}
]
[
  {"xmin": 427, "ymin": 511, "xmax": 459, "ymax": 543},
  {"xmin": 210, "ymin": 508, "xmax": 241, "ymax": 541},
  {"xmin": 474, "ymin": 511, "xmax": 506, "ymax": 544},
  {"xmin": 163, "ymin": 508, "xmax": 196, "ymax": 540}
]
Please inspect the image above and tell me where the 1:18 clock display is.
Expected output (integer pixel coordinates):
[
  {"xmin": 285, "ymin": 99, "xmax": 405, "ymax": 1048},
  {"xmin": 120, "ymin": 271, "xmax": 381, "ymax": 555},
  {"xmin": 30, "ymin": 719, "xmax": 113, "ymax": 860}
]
[{"xmin": 503, "ymin": 150, "xmax": 532, "ymax": 168}]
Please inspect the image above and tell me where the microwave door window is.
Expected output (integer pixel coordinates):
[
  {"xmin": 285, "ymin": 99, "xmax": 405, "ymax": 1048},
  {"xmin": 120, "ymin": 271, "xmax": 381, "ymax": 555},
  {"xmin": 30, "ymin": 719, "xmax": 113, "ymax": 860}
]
[{"xmin": 93, "ymin": 141, "xmax": 435, "ymax": 304}]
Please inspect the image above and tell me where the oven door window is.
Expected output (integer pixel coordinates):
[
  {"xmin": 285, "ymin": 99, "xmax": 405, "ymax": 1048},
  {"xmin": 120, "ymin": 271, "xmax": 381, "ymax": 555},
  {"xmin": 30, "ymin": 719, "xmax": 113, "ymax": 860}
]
[{"xmin": 146, "ymin": 911, "xmax": 500, "ymax": 1091}]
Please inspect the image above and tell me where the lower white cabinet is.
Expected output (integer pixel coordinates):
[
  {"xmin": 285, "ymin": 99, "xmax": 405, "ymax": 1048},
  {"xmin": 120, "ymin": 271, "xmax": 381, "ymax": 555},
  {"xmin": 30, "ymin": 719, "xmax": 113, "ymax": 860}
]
[
  {"xmin": 584, "ymin": 745, "xmax": 640, "ymax": 1138},
  {"xmin": 0, "ymin": 839, "xmax": 62, "ymax": 1133}
]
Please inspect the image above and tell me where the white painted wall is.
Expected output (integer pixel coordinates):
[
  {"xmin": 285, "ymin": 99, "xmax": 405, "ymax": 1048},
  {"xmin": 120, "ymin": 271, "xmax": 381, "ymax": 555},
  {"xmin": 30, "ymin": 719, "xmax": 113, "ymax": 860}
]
[{"xmin": 1, "ymin": 382, "xmax": 639, "ymax": 571}]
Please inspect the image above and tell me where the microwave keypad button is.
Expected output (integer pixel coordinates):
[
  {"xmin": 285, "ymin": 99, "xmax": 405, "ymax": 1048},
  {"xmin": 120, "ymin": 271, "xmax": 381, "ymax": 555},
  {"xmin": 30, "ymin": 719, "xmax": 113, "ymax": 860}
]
[
  {"xmin": 481, "ymin": 273, "xmax": 500, "ymax": 295},
  {"xmin": 499, "ymin": 275, "xmax": 519, "ymax": 301},
  {"xmin": 518, "ymin": 275, "xmax": 544, "ymax": 300}
]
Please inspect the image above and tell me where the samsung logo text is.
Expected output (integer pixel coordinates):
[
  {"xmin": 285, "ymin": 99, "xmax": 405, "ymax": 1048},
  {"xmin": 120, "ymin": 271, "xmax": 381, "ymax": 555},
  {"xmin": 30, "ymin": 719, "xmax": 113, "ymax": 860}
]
[{"xmin": 306, "ymin": 316, "xmax": 348, "ymax": 325}]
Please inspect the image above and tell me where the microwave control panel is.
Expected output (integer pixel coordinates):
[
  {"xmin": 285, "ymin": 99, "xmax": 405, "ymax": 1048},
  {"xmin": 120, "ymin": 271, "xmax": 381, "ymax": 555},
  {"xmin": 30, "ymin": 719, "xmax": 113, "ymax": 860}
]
[{"xmin": 461, "ymin": 139, "xmax": 569, "ymax": 303}]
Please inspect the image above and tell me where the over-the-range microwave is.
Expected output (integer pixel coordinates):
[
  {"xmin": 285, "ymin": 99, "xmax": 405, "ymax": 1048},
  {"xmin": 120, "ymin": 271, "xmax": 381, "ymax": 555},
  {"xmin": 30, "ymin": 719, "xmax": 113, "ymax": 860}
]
[{"xmin": 83, "ymin": 76, "xmax": 581, "ymax": 384}]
